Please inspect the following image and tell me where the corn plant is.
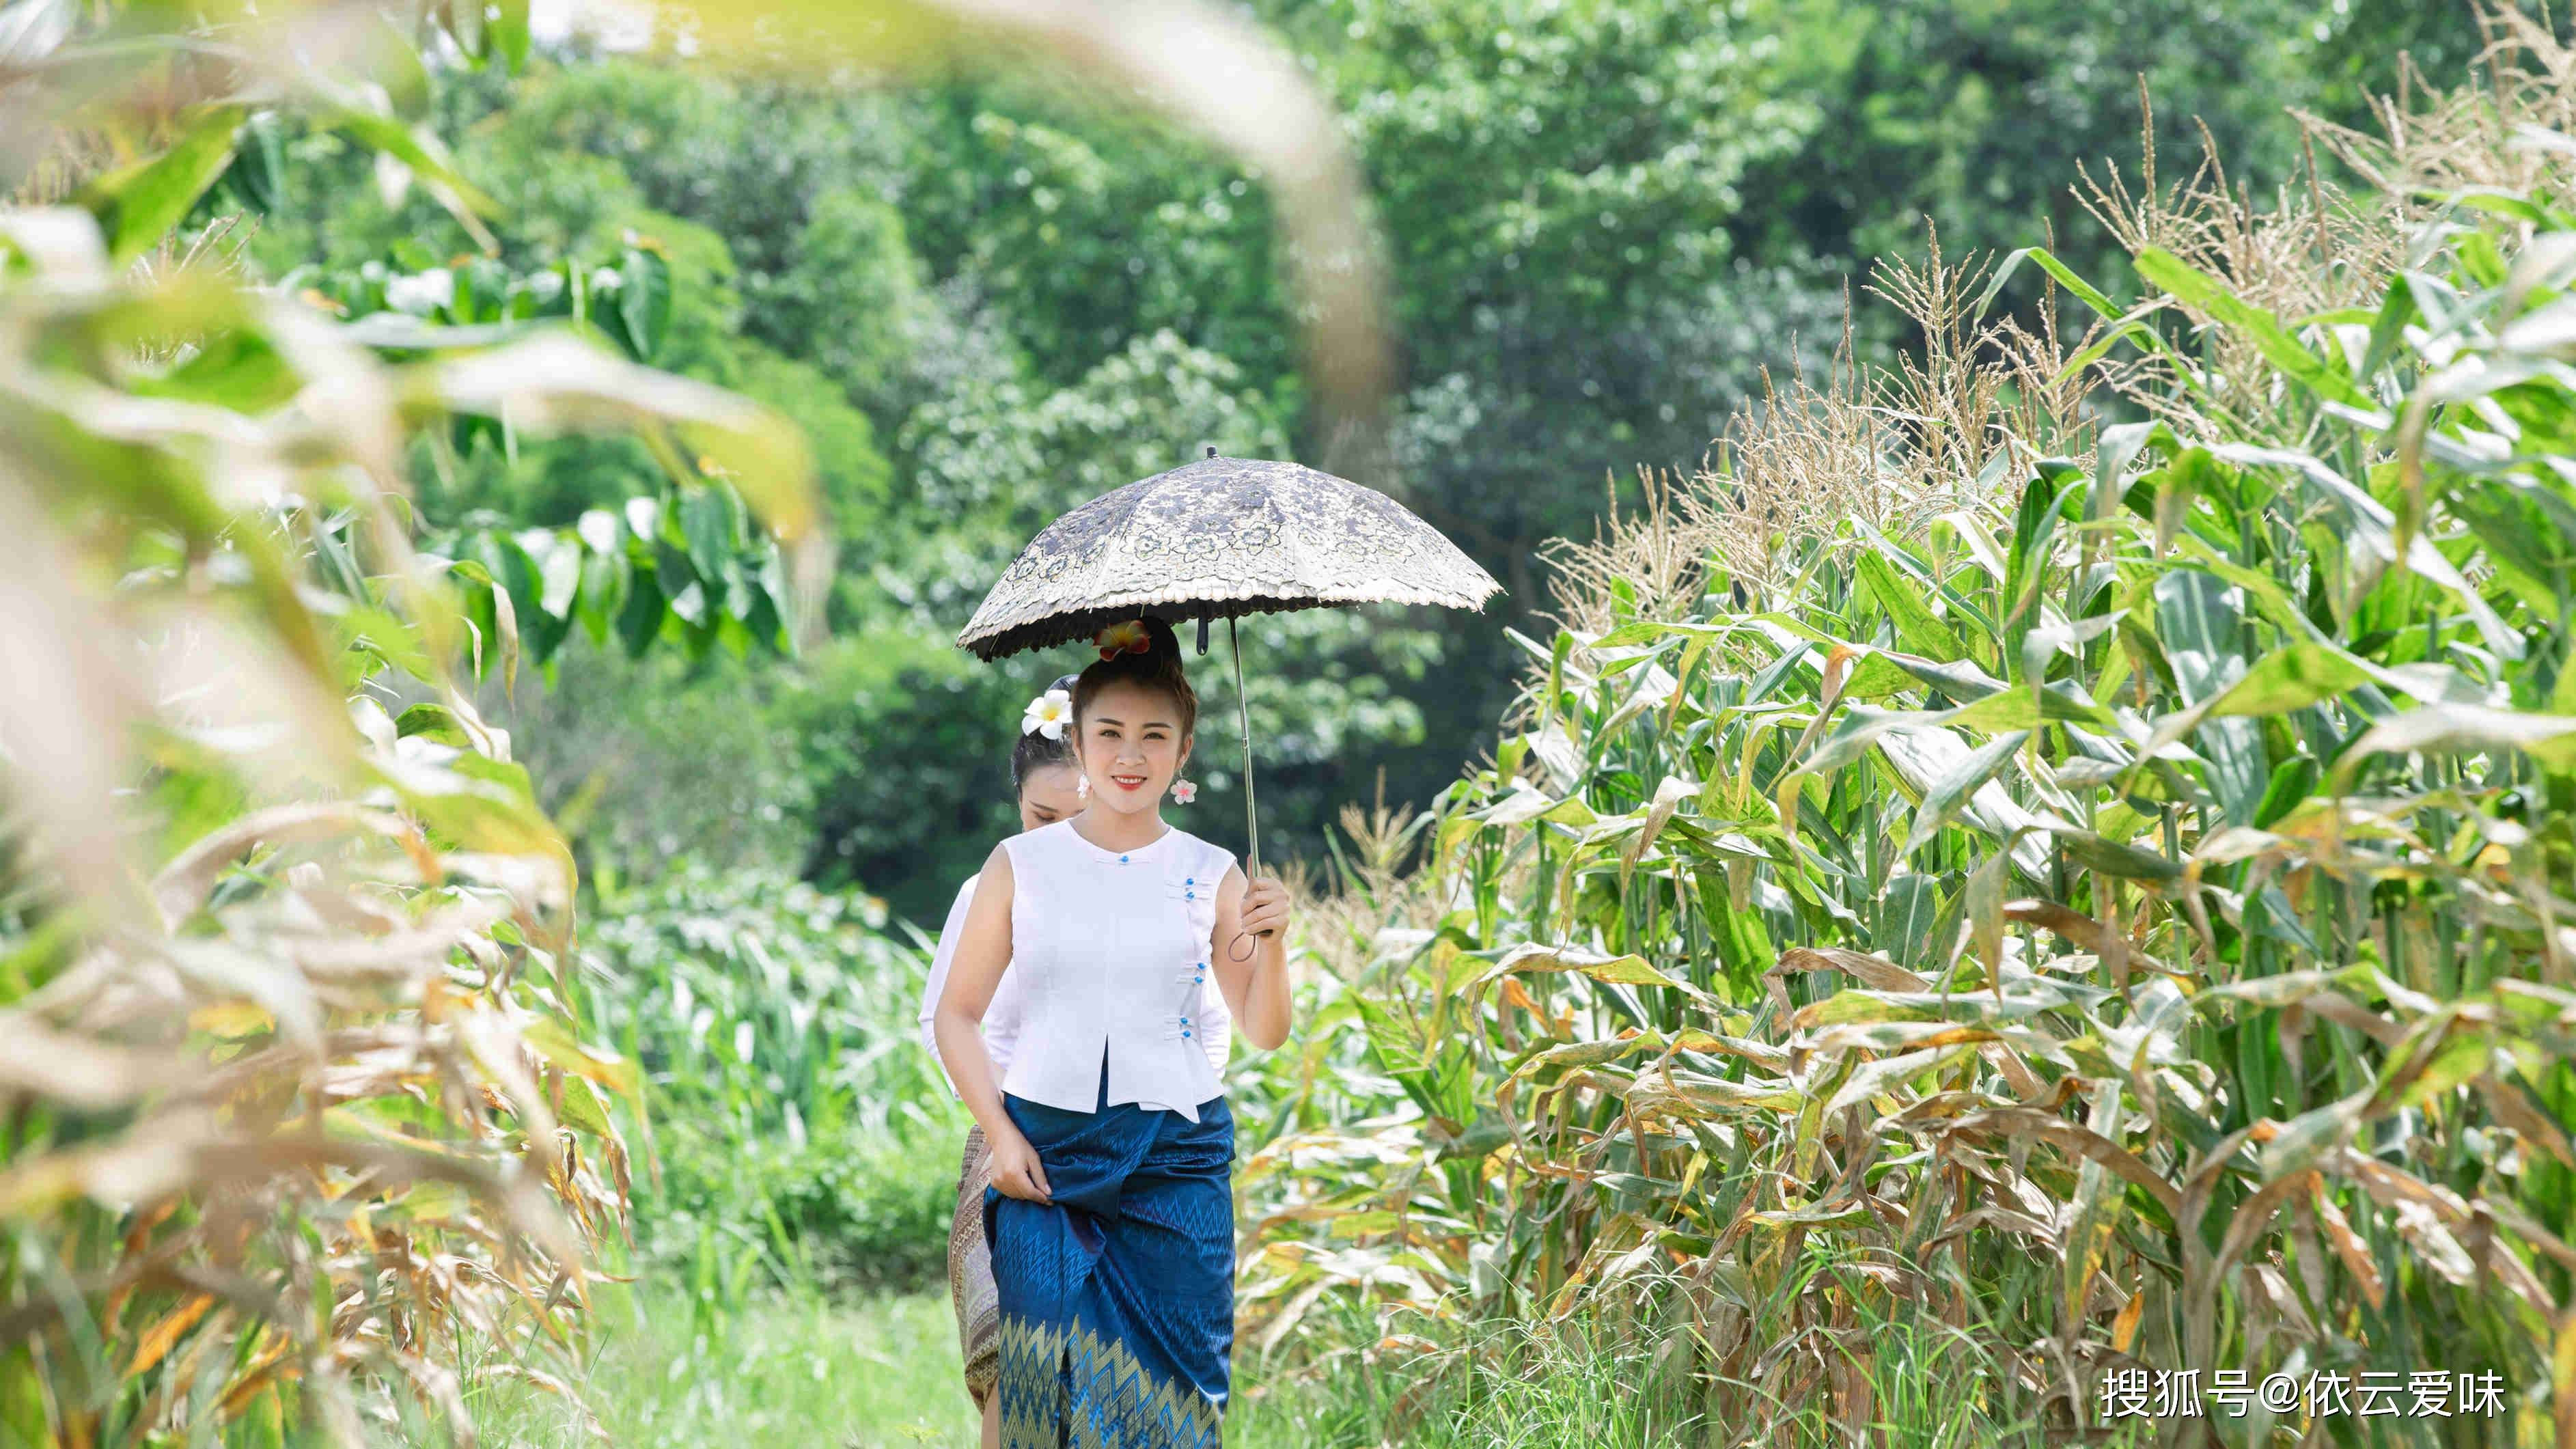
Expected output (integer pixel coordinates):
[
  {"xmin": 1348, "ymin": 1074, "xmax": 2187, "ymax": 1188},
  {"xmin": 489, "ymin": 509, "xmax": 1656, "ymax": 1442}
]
[
  {"xmin": 0, "ymin": 205, "xmax": 830, "ymax": 1448},
  {"xmin": 0, "ymin": 7, "xmax": 822, "ymax": 1437},
  {"xmin": 1240, "ymin": 24, "xmax": 2576, "ymax": 1447}
]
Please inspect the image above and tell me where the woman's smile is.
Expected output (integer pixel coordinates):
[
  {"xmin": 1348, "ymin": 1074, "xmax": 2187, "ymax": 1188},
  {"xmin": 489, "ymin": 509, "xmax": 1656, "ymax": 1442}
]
[{"xmin": 1109, "ymin": 771, "xmax": 1147, "ymax": 791}]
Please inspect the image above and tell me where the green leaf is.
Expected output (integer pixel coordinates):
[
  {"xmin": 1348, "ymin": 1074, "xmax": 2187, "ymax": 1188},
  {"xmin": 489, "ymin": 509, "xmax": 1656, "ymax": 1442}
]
[
  {"xmin": 2202, "ymin": 642, "xmax": 2372, "ymax": 719},
  {"xmin": 380, "ymin": 758, "xmax": 557, "ymax": 856},
  {"xmin": 493, "ymin": 0, "xmax": 534, "ymax": 71},
  {"xmin": 617, "ymin": 564, "xmax": 667, "ymax": 658},
  {"xmin": 2091, "ymin": 419, "xmax": 2171, "ymax": 523},
  {"xmin": 2214, "ymin": 440, "xmax": 2523, "ymax": 661},
  {"xmin": 393, "ymin": 703, "xmax": 473, "ymax": 747},
  {"xmin": 616, "ymin": 245, "xmax": 673, "ymax": 359},
  {"xmin": 0, "ymin": 1342, "xmax": 52, "ymax": 1449},
  {"xmin": 2053, "ymin": 828, "xmax": 2183, "ymax": 881},
  {"xmin": 1481, "ymin": 943, "xmax": 1691, "ymax": 993},
  {"xmin": 325, "ymin": 109, "xmax": 499, "ymax": 245},
  {"xmin": 534, "ymin": 534, "xmax": 581, "ymax": 622},
  {"xmin": 370, "ymin": 12, "xmax": 434, "ymax": 118},
  {"xmin": 555, "ymin": 1075, "xmax": 613, "ymax": 1137},
  {"xmin": 1978, "ymin": 244, "xmax": 2122, "ymax": 320},
  {"xmin": 1592, "ymin": 618, "xmax": 1726, "ymax": 650},
  {"xmin": 1838, "ymin": 649, "xmax": 1920, "ymax": 700},
  {"xmin": 2260, "ymin": 1095, "xmax": 2363, "ymax": 1182},
  {"xmin": 1855, "ymin": 549, "xmax": 1964, "ymax": 661},
  {"xmin": 1473, "ymin": 784, "xmax": 1560, "ymax": 827},
  {"xmin": 2251, "ymin": 756, "xmax": 2320, "ymax": 830},
  {"xmin": 2337, "ymin": 705, "xmax": 2576, "ymax": 779},
  {"xmin": 447, "ymin": 0, "xmax": 486, "ymax": 57},
  {"xmin": 79, "ymin": 107, "xmax": 244, "ymax": 265},
  {"xmin": 2155, "ymin": 568, "xmax": 2266, "ymax": 823},
  {"xmin": 135, "ymin": 328, "xmax": 297, "ymax": 412},
  {"xmin": 683, "ymin": 486, "xmax": 745, "ymax": 598},
  {"xmin": 2135, "ymin": 247, "xmax": 2371, "ymax": 407},
  {"xmin": 525, "ymin": 1018, "xmax": 643, "ymax": 1101},
  {"xmin": 1900, "ymin": 730, "xmax": 2028, "ymax": 857},
  {"xmin": 2360, "ymin": 273, "xmax": 2419, "ymax": 379},
  {"xmin": 224, "ymin": 111, "xmax": 288, "ymax": 213},
  {"xmin": 573, "ymin": 547, "xmax": 620, "ymax": 646}
]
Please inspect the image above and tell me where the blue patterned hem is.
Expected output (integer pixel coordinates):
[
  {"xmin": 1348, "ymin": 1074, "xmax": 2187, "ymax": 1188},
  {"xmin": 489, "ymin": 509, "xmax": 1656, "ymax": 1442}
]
[{"xmin": 996, "ymin": 1313, "xmax": 1224, "ymax": 1449}]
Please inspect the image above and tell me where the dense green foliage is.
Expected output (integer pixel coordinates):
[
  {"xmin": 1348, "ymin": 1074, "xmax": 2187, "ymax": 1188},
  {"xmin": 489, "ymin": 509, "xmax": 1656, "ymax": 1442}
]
[
  {"xmin": 193, "ymin": 0, "xmax": 2559, "ymax": 928},
  {"xmin": 579, "ymin": 865, "xmax": 965, "ymax": 1296}
]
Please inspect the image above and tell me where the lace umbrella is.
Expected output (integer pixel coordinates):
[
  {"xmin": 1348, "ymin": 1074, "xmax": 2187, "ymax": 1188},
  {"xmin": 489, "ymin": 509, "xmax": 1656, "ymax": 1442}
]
[{"xmin": 957, "ymin": 447, "xmax": 1501, "ymax": 883}]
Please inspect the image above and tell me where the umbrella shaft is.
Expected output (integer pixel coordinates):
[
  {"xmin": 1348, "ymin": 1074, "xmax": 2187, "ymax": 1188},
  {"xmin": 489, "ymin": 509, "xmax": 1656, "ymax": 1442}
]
[{"xmin": 1229, "ymin": 615, "xmax": 1259, "ymax": 882}]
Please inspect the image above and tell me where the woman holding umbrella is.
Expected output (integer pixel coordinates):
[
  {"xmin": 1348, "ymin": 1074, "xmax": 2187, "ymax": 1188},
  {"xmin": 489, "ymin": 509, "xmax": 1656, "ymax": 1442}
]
[{"xmin": 932, "ymin": 616, "xmax": 1293, "ymax": 1448}]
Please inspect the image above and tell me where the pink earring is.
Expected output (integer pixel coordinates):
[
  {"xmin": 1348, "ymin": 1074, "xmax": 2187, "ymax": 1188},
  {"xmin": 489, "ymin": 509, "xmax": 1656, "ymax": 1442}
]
[{"xmin": 1170, "ymin": 777, "xmax": 1197, "ymax": 805}]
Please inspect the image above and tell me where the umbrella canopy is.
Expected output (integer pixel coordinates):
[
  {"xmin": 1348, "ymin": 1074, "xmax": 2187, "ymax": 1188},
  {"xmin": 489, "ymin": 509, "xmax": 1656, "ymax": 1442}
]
[
  {"xmin": 957, "ymin": 450, "xmax": 1499, "ymax": 661},
  {"xmin": 957, "ymin": 449, "xmax": 1501, "ymax": 897}
]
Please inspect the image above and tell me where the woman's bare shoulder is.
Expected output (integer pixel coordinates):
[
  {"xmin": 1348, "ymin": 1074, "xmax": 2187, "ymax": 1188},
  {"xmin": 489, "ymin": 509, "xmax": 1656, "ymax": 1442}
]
[{"xmin": 976, "ymin": 840, "xmax": 1016, "ymax": 891}]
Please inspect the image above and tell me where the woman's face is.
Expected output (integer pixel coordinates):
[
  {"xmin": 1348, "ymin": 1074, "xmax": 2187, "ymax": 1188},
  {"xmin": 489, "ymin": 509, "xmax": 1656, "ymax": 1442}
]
[
  {"xmin": 1016, "ymin": 762, "xmax": 1084, "ymax": 832},
  {"xmin": 1075, "ymin": 678, "xmax": 1189, "ymax": 818}
]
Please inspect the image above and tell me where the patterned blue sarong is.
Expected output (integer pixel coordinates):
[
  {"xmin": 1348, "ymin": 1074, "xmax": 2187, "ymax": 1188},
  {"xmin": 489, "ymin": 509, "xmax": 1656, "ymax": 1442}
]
[{"xmin": 984, "ymin": 1077, "xmax": 1234, "ymax": 1449}]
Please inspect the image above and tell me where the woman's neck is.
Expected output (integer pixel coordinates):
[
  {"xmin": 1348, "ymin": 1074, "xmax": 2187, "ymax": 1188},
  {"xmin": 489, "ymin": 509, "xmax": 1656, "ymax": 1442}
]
[{"xmin": 1072, "ymin": 807, "xmax": 1169, "ymax": 851}]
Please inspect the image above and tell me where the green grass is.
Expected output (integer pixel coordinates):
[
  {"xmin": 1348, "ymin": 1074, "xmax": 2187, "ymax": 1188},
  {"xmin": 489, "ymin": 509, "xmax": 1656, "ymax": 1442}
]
[
  {"xmin": 467, "ymin": 1284, "xmax": 980, "ymax": 1448},
  {"xmin": 462, "ymin": 1273, "xmax": 2172, "ymax": 1449},
  {"xmin": 1229, "ymin": 1304, "xmax": 2151, "ymax": 1449}
]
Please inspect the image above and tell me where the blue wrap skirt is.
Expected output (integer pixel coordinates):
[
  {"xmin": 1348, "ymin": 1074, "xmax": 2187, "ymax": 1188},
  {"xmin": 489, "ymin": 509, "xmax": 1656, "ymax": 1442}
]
[{"xmin": 984, "ymin": 1078, "xmax": 1235, "ymax": 1449}]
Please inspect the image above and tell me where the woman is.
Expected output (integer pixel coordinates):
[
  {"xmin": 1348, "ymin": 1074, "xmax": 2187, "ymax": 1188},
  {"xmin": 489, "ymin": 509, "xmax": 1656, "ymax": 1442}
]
[
  {"xmin": 913, "ymin": 672, "xmax": 1085, "ymax": 1440},
  {"xmin": 934, "ymin": 616, "xmax": 1294, "ymax": 1449}
]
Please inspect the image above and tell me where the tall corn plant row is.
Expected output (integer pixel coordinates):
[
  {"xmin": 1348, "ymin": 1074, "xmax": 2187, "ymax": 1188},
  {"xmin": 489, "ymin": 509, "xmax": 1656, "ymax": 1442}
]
[
  {"xmin": 0, "ymin": 5, "xmax": 828, "ymax": 1441},
  {"xmin": 1238, "ymin": 28, "xmax": 2576, "ymax": 1447},
  {"xmin": 0, "ymin": 219, "xmax": 828, "ymax": 1441}
]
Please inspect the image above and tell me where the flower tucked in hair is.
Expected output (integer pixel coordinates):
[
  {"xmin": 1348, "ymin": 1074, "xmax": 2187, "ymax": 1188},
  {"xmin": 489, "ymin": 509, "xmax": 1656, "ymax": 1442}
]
[
  {"xmin": 1092, "ymin": 618, "xmax": 1151, "ymax": 661},
  {"xmin": 1021, "ymin": 687, "xmax": 1072, "ymax": 739}
]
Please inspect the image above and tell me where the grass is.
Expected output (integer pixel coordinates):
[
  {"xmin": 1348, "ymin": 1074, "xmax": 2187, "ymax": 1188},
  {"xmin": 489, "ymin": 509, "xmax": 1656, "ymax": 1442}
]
[
  {"xmin": 468, "ymin": 1285, "xmax": 980, "ymax": 1448},
  {"xmin": 458, "ymin": 1269, "xmax": 2179, "ymax": 1449},
  {"xmin": 1228, "ymin": 1297, "xmax": 2168, "ymax": 1449}
]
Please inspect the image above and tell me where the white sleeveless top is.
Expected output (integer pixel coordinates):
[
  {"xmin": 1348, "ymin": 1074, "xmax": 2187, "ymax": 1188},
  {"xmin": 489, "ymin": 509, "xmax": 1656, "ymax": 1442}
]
[
  {"xmin": 916, "ymin": 874, "xmax": 1029, "ymax": 1087},
  {"xmin": 997, "ymin": 818, "xmax": 1236, "ymax": 1121}
]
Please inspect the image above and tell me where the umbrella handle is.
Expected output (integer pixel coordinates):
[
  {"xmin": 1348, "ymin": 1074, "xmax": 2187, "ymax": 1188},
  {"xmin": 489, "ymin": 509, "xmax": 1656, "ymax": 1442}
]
[{"xmin": 1228, "ymin": 614, "xmax": 1271, "ymax": 952}]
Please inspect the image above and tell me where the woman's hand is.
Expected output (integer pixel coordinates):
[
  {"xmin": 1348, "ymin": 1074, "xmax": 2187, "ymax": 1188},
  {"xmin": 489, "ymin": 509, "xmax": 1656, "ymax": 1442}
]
[
  {"xmin": 1214, "ymin": 866, "xmax": 1296, "ymax": 1049},
  {"xmin": 1241, "ymin": 874, "xmax": 1293, "ymax": 939},
  {"xmin": 987, "ymin": 1124, "xmax": 1053, "ymax": 1203}
]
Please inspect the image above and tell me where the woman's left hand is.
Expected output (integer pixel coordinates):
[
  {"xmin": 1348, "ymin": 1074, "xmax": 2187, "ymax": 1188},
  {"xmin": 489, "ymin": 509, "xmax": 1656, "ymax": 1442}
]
[{"xmin": 1241, "ymin": 874, "xmax": 1292, "ymax": 939}]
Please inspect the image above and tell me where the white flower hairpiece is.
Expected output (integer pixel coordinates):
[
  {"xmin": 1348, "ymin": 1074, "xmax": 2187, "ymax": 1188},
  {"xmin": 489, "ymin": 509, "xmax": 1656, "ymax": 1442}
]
[{"xmin": 1021, "ymin": 687, "xmax": 1073, "ymax": 739}]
